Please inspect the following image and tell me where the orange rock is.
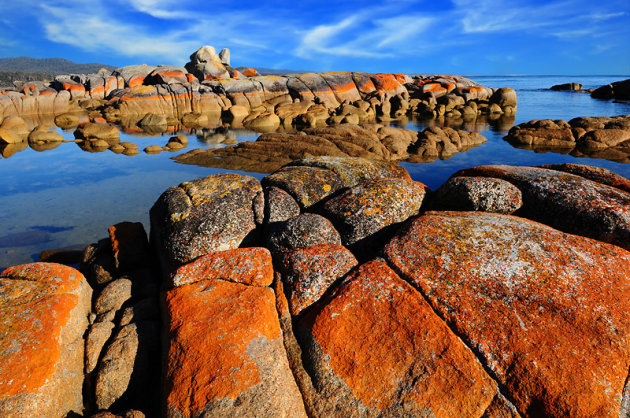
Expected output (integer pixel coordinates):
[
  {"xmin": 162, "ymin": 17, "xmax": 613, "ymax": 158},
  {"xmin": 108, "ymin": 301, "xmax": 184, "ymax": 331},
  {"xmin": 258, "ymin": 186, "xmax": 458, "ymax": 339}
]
[
  {"xmin": 384, "ymin": 211, "xmax": 630, "ymax": 416},
  {"xmin": 297, "ymin": 259, "xmax": 498, "ymax": 416},
  {"xmin": 169, "ymin": 247, "xmax": 273, "ymax": 288},
  {"xmin": 371, "ymin": 73, "xmax": 404, "ymax": 94},
  {"xmin": 0, "ymin": 263, "xmax": 91, "ymax": 416},
  {"xmin": 163, "ymin": 278, "xmax": 306, "ymax": 416}
]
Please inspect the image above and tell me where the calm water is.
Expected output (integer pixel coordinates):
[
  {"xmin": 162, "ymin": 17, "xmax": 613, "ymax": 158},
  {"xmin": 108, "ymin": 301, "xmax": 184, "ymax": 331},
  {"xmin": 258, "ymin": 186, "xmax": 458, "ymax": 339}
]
[{"xmin": 1, "ymin": 75, "xmax": 629, "ymax": 268}]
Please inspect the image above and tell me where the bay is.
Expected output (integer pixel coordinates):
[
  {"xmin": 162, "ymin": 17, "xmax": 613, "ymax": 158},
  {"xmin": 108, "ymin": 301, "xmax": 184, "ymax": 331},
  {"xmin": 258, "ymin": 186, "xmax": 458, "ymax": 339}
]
[{"xmin": 0, "ymin": 75, "xmax": 629, "ymax": 268}]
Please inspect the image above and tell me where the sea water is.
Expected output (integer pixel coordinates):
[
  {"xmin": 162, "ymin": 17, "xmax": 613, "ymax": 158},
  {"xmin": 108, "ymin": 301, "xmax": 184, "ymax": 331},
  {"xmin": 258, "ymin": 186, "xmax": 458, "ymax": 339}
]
[{"xmin": 0, "ymin": 75, "xmax": 629, "ymax": 268}]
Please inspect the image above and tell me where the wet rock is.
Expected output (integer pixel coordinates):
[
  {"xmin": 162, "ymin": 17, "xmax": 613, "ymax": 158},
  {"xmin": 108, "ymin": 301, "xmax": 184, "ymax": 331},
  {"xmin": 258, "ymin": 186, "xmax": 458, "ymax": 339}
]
[
  {"xmin": 0, "ymin": 115, "xmax": 30, "ymax": 137},
  {"xmin": 169, "ymin": 247, "xmax": 273, "ymax": 288},
  {"xmin": 264, "ymin": 186, "xmax": 301, "ymax": 224},
  {"xmin": 490, "ymin": 87, "xmax": 517, "ymax": 107},
  {"xmin": 295, "ymin": 259, "xmax": 499, "ymax": 416},
  {"xmin": 550, "ymin": 82, "xmax": 583, "ymax": 91},
  {"xmin": 27, "ymin": 126, "xmax": 63, "ymax": 144},
  {"xmin": 591, "ymin": 78, "xmax": 630, "ymax": 100},
  {"xmin": 39, "ymin": 248, "xmax": 84, "ymax": 265},
  {"xmin": 108, "ymin": 222, "xmax": 151, "ymax": 272},
  {"xmin": 55, "ymin": 112, "xmax": 80, "ymax": 129},
  {"xmin": 383, "ymin": 211, "xmax": 630, "ymax": 417},
  {"xmin": 321, "ymin": 178, "xmax": 427, "ymax": 251},
  {"xmin": 163, "ymin": 278, "xmax": 306, "ymax": 417},
  {"xmin": 166, "ymin": 135, "xmax": 188, "ymax": 150},
  {"xmin": 143, "ymin": 145, "xmax": 162, "ymax": 154},
  {"xmin": 185, "ymin": 45, "xmax": 230, "ymax": 81},
  {"xmin": 0, "ymin": 263, "xmax": 91, "ymax": 417},
  {"xmin": 454, "ymin": 165, "xmax": 630, "ymax": 250},
  {"xmin": 75, "ymin": 122, "xmax": 120, "ymax": 141},
  {"xmin": 277, "ymin": 244, "xmax": 357, "ymax": 315},
  {"xmin": 266, "ymin": 213, "xmax": 341, "ymax": 255},
  {"xmin": 505, "ymin": 115, "xmax": 630, "ymax": 161},
  {"xmin": 0, "ymin": 128, "xmax": 22, "ymax": 144},
  {"xmin": 150, "ymin": 173, "xmax": 264, "ymax": 276},
  {"xmin": 431, "ymin": 176, "xmax": 523, "ymax": 214},
  {"xmin": 408, "ymin": 126, "xmax": 487, "ymax": 162},
  {"xmin": 95, "ymin": 321, "xmax": 160, "ymax": 413},
  {"xmin": 138, "ymin": 113, "xmax": 167, "ymax": 132},
  {"xmin": 536, "ymin": 162, "xmax": 630, "ymax": 193},
  {"xmin": 181, "ymin": 112, "xmax": 207, "ymax": 127}
]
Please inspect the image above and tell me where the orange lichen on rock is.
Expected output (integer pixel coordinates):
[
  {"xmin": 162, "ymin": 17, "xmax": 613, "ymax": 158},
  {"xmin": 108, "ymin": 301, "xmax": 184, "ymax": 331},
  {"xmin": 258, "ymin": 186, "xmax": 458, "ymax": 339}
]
[
  {"xmin": 384, "ymin": 211, "xmax": 630, "ymax": 416},
  {"xmin": 163, "ymin": 278, "xmax": 305, "ymax": 416},
  {"xmin": 371, "ymin": 73, "xmax": 402, "ymax": 92},
  {"xmin": 0, "ymin": 263, "xmax": 90, "ymax": 416},
  {"xmin": 298, "ymin": 259, "xmax": 498, "ymax": 415},
  {"xmin": 169, "ymin": 247, "xmax": 273, "ymax": 288}
]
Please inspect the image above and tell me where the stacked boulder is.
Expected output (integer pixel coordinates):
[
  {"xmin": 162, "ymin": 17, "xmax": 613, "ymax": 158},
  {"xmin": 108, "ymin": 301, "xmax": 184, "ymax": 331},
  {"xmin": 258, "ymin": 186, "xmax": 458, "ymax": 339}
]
[{"xmin": 1, "ymin": 158, "xmax": 629, "ymax": 416}]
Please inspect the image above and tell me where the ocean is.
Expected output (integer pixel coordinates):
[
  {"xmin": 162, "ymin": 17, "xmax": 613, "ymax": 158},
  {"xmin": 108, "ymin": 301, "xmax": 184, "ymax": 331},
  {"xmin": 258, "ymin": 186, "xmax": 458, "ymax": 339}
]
[{"xmin": 0, "ymin": 75, "xmax": 629, "ymax": 268}]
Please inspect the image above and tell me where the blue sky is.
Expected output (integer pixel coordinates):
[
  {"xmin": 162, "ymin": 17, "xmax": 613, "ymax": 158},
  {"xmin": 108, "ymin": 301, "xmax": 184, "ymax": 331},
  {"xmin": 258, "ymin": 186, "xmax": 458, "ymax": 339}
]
[{"xmin": 0, "ymin": 0, "xmax": 628, "ymax": 75}]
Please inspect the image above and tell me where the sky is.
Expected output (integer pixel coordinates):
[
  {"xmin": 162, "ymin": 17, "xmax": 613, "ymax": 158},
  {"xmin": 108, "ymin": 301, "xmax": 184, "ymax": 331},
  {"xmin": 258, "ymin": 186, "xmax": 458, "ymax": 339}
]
[{"xmin": 0, "ymin": 0, "xmax": 629, "ymax": 75}]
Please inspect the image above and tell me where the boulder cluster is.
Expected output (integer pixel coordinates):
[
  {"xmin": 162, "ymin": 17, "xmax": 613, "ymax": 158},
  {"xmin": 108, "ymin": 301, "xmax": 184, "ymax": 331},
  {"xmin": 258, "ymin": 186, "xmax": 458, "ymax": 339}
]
[
  {"xmin": 174, "ymin": 122, "xmax": 488, "ymax": 173},
  {"xmin": 1, "ymin": 157, "xmax": 629, "ymax": 417},
  {"xmin": 504, "ymin": 114, "xmax": 630, "ymax": 162},
  {"xmin": 0, "ymin": 46, "xmax": 517, "ymax": 139},
  {"xmin": 591, "ymin": 78, "xmax": 630, "ymax": 101}
]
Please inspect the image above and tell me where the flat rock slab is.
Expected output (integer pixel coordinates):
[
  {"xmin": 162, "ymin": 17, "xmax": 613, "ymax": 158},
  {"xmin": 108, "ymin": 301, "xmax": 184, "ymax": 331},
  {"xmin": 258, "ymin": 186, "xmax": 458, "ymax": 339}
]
[
  {"xmin": 453, "ymin": 164, "xmax": 630, "ymax": 250},
  {"xmin": 163, "ymin": 278, "xmax": 306, "ymax": 417},
  {"xmin": 0, "ymin": 263, "xmax": 91, "ymax": 417},
  {"xmin": 296, "ymin": 259, "xmax": 500, "ymax": 416},
  {"xmin": 150, "ymin": 173, "xmax": 264, "ymax": 276},
  {"xmin": 169, "ymin": 247, "xmax": 273, "ymax": 288},
  {"xmin": 383, "ymin": 211, "xmax": 630, "ymax": 416}
]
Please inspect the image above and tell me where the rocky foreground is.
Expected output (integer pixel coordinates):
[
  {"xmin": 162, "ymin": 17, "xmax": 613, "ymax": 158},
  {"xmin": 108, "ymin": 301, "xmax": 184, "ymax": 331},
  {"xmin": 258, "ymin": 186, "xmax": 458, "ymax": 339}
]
[{"xmin": 0, "ymin": 156, "xmax": 629, "ymax": 417}]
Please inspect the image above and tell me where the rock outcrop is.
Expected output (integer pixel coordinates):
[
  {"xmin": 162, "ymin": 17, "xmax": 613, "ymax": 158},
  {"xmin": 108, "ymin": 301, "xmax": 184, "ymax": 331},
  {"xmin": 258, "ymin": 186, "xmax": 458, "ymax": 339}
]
[
  {"xmin": 174, "ymin": 123, "xmax": 487, "ymax": 173},
  {"xmin": 0, "ymin": 46, "xmax": 515, "ymax": 138},
  {"xmin": 504, "ymin": 115, "xmax": 630, "ymax": 162},
  {"xmin": 591, "ymin": 78, "xmax": 630, "ymax": 101}
]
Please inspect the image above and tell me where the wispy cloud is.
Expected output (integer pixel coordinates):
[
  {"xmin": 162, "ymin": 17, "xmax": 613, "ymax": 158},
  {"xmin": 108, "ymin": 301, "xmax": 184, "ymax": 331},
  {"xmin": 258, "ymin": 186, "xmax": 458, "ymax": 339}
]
[{"xmin": 296, "ymin": 12, "xmax": 436, "ymax": 59}]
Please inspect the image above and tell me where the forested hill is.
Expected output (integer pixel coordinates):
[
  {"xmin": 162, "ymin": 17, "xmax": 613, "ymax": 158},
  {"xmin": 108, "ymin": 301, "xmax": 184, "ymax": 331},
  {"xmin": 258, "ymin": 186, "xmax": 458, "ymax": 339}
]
[{"xmin": 0, "ymin": 57, "xmax": 116, "ymax": 74}]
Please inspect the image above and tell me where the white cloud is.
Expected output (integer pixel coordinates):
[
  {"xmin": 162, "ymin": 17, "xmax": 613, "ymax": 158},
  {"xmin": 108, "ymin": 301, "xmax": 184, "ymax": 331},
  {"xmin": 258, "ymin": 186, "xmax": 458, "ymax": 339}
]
[{"xmin": 296, "ymin": 12, "xmax": 436, "ymax": 59}]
